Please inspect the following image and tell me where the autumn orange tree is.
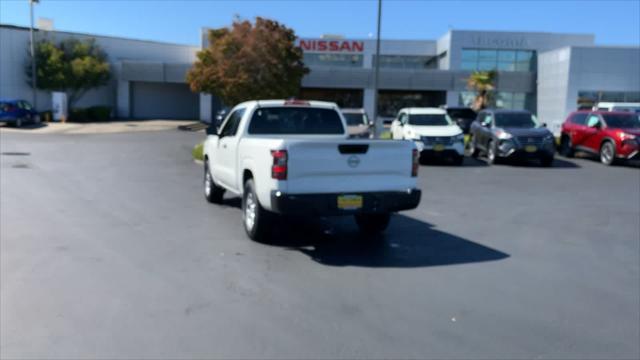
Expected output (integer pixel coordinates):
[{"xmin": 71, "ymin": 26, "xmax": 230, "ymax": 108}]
[{"xmin": 187, "ymin": 17, "xmax": 309, "ymax": 105}]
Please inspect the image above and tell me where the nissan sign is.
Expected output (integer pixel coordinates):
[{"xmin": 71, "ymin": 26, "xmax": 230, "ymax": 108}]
[{"xmin": 299, "ymin": 40, "xmax": 364, "ymax": 52}]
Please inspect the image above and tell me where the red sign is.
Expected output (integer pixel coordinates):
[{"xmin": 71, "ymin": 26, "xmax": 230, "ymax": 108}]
[{"xmin": 299, "ymin": 40, "xmax": 364, "ymax": 53}]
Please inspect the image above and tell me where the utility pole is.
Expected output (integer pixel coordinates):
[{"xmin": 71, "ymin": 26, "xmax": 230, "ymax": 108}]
[
  {"xmin": 372, "ymin": 0, "xmax": 382, "ymax": 137},
  {"xmin": 29, "ymin": 0, "xmax": 39, "ymax": 109}
]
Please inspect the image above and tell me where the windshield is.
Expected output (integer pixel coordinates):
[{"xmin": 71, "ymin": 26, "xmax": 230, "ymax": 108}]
[
  {"xmin": 408, "ymin": 114, "xmax": 452, "ymax": 126},
  {"xmin": 343, "ymin": 113, "xmax": 368, "ymax": 126},
  {"xmin": 494, "ymin": 113, "xmax": 538, "ymax": 128},
  {"xmin": 602, "ymin": 113, "xmax": 640, "ymax": 129},
  {"xmin": 447, "ymin": 108, "xmax": 477, "ymax": 119},
  {"xmin": 248, "ymin": 107, "xmax": 344, "ymax": 134}
]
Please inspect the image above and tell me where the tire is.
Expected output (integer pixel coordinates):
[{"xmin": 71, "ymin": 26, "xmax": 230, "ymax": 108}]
[
  {"xmin": 204, "ymin": 161, "xmax": 224, "ymax": 203},
  {"xmin": 559, "ymin": 134, "xmax": 574, "ymax": 158},
  {"xmin": 486, "ymin": 140, "xmax": 499, "ymax": 165},
  {"xmin": 452, "ymin": 154, "xmax": 464, "ymax": 166},
  {"xmin": 242, "ymin": 178, "xmax": 272, "ymax": 241},
  {"xmin": 32, "ymin": 114, "xmax": 41, "ymax": 125},
  {"xmin": 600, "ymin": 141, "xmax": 616, "ymax": 166},
  {"xmin": 355, "ymin": 213, "xmax": 391, "ymax": 235},
  {"xmin": 540, "ymin": 156, "xmax": 554, "ymax": 167},
  {"xmin": 468, "ymin": 135, "xmax": 479, "ymax": 158},
  {"xmin": 14, "ymin": 118, "xmax": 23, "ymax": 128}
]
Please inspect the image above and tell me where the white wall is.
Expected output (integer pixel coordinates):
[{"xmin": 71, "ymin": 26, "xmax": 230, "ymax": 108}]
[
  {"xmin": 0, "ymin": 25, "xmax": 198, "ymax": 114},
  {"xmin": 446, "ymin": 30, "xmax": 595, "ymax": 71},
  {"xmin": 537, "ymin": 46, "xmax": 640, "ymax": 135},
  {"xmin": 537, "ymin": 47, "xmax": 572, "ymax": 134}
]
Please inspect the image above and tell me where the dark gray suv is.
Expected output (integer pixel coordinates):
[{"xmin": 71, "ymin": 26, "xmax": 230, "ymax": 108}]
[{"xmin": 468, "ymin": 109, "xmax": 556, "ymax": 166}]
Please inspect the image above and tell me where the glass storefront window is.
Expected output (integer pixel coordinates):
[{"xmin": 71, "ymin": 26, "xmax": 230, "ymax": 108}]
[
  {"xmin": 478, "ymin": 61, "xmax": 496, "ymax": 71},
  {"xmin": 461, "ymin": 49, "xmax": 478, "ymax": 61},
  {"xmin": 478, "ymin": 49, "xmax": 497, "ymax": 61},
  {"xmin": 459, "ymin": 91, "xmax": 533, "ymax": 111},
  {"xmin": 303, "ymin": 53, "xmax": 363, "ymax": 68},
  {"xmin": 460, "ymin": 48, "xmax": 536, "ymax": 72},
  {"xmin": 377, "ymin": 90, "xmax": 446, "ymax": 118},
  {"xmin": 577, "ymin": 90, "xmax": 640, "ymax": 109},
  {"xmin": 601, "ymin": 91, "xmax": 625, "ymax": 102},
  {"xmin": 461, "ymin": 60, "xmax": 477, "ymax": 70},
  {"xmin": 627, "ymin": 92, "xmax": 640, "ymax": 102},
  {"xmin": 372, "ymin": 55, "xmax": 437, "ymax": 70},
  {"xmin": 299, "ymin": 88, "xmax": 364, "ymax": 108}
]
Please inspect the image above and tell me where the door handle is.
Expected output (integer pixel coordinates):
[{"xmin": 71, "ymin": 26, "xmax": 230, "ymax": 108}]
[{"xmin": 222, "ymin": 144, "xmax": 227, "ymax": 149}]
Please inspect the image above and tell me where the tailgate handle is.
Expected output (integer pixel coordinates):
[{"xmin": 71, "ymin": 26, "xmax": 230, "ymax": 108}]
[{"xmin": 338, "ymin": 144, "xmax": 369, "ymax": 154}]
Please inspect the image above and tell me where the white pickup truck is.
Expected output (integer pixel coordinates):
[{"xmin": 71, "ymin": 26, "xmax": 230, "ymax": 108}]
[{"xmin": 203, "ymin": 99, "xmax": 422, "ymax": 241}]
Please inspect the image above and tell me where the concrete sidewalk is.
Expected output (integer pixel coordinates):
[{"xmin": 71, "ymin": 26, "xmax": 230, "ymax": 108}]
[{"xmin": 0, "ymin": 120, "xmax": 196, "ymax": 135}]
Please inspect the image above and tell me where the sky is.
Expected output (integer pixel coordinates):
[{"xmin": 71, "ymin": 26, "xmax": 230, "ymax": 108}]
[{"xmin": 1, "ymin": 0, "xmax": 639, "ymax": 46}]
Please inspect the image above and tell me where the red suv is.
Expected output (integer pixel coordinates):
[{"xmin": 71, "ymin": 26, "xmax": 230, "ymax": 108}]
[{"xmin": 559, "ymin": 111, "xmax": 640, "ymax": 165}]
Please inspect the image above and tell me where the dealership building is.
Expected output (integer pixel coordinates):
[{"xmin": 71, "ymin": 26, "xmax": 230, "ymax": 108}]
[{"xmin": 1, "ymin": 23, "xmax": 639, "ymax": 133}]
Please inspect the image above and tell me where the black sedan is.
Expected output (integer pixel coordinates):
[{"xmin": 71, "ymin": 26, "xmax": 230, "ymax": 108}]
[{"xmin": 468, "ymin": 109, "xmax": 556, "ymax": 166}]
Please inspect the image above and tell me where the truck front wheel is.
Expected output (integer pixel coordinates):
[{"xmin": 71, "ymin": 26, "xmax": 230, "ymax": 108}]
[
  {"xmin": 355, "ymin": 213, "xmax": 391, "ymax": 235},
  {"xmin": 242, "ymin": 179, "xmax": 272, "ymax": 241},
  {"xmin": 204, "ymin": 161, "xmax": 224, "ymax": 203}
]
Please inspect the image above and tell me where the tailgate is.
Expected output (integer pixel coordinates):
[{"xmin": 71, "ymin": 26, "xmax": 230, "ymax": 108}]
[{"xmin": 285, "ymin": 140, "xmax": 417, "ymax": 194}]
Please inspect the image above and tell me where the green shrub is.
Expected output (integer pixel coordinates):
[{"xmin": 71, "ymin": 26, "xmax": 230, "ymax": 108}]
[
  {"xmin": 68, "ymin": 106, "xmax": 111, "ymax": 122},
  {"xmin": 69, "ymin": 108, "xmax": 89, "ymax": 122},
  {"xmin": 39, "ymin": 110, "xmax": 53, "ymax": 122},
  {"xmin": 192, "ymin": 142, "xmax": 204, "ymax": 161},
  {"xmin": 87, "ymin": 106, "xmax": 112, "ymax": 121}
]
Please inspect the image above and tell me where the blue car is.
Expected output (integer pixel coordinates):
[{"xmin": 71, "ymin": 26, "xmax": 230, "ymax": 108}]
[{"xmin": 0, "ymin": 99, "xmax": 40, "ymax": 128}]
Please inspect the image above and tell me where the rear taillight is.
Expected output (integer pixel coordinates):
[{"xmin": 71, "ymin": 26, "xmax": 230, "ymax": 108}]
[
  {"xmin": 412, "ymin": 149, "xmax": 419, "ymax": 177},
  {"xmin": 271, "ymin": 150, "xmax": 288, "ymax": 180}
]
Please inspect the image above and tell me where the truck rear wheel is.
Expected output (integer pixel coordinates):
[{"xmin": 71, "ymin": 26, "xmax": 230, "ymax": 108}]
[
  {"xmin": 355, "ymin": 213, "xmax": 391, "ymax": 235},
  {"xmin": 243, "ymin": 179, "xmax": 272, "ymax": 241}
]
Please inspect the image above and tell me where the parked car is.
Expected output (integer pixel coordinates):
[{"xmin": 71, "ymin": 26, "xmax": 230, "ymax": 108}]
[
  {"xmin": 0, "ymin": 99, "xmax": 40, "ymax": 128},
  {"xmin": 559, "ymin": 110, "xmax": 640, "ymax": 165},
  {"xmin": 442, "ymin": 106, "xmax": 477, "ymax": 134},
  {"xmin": 341, "ymin": 108, "xmax": 373, "ymax": 138},
  {"xmin": 390, "ymin": 107, "xmax": 465, "ymax": 165},
  {"xmin": 202, "ymin": 99, "xmax": 421, "ymax": 241},
  {"xmin": 593, "ymin": 102, "xmax": 640, "ymax": 113},
  {"xmin": 468, "ymin": 109, "xmax": 555, "ymax": 166}
]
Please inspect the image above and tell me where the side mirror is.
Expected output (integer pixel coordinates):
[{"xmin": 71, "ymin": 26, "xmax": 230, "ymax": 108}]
[
  {"xmin": 589, "ymin": 122, "xmax": 601, "ymax": 130},
  {"xmin": 542, "ymin": 122, "xmax": 547, "ymax": 128},
  {"xmin": 206, "ymin": 125, "xmax": 218, "ymax": 136}
]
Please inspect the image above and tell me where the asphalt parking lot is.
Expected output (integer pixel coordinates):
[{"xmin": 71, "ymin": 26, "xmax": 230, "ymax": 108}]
[{"xmin": 1, "ymin": 129, "xmax": 639, "ymax": 359}]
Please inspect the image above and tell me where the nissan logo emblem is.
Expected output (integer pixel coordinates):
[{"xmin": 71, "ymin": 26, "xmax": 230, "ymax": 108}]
[{"xmin": 347, "ymin": 155, "xmax": 360, "ymax": 168}]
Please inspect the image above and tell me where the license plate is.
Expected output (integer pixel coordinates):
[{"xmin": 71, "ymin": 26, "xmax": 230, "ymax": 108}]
[
  {"xmin": 337, "ymin": 195, "xmax": 363, "ymax": 210},
  {"xmin": 525, "ymin": 145, "xmax": 537, "ymax": 153},
  {"xmin": 434, "ymin": 144, "xmax": 445, "ymax": 152}
]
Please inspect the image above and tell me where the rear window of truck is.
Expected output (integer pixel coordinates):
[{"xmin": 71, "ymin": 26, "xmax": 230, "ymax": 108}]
[{"xmin": 248, "ymin": 107, "xmax": 344, "ymax": 135}]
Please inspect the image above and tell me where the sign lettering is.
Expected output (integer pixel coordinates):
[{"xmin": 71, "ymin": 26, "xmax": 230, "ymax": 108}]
[{"xmin": 299, "ymin": 40, "xmax": 364, "ymax": 52}]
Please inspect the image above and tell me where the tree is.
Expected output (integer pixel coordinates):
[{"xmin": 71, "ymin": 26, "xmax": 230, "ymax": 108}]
[
  {"xmin": 187, "ymin": 17, "xmax": 309, "ymax": 106},
  {"xmin": 466, "ymin": 70, "xmax": 497, "ymax": 111},
  {"xmin": 26, "ymin": 38, "xmax": 111, "ymax": 109}
]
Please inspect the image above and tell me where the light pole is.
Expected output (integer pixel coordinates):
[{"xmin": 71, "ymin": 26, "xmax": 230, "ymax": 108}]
[
  {"xmin": 372, "ymin": 0, "xmax": 382, "ymax": 137},
  {"xmin": 29, "ymin": 0, "xmax": 39, "ymax": 109}
]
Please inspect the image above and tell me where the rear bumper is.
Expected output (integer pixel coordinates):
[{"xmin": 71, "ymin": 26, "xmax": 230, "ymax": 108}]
[{"xmin": 270, "ymin": 189, "xmax": 421, "ymax": 216}]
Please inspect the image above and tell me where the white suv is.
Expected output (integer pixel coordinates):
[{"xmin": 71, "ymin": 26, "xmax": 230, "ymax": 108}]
[{"xmin": 391, "ymin": 107, "xmax": 465, "ymax": 165}]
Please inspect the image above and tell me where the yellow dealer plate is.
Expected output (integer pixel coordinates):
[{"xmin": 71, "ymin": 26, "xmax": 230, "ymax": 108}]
[
  {"xmin": 337, "ymin": 195, "xmax": 363, "ymax": 210},
  {"xmin": 434, "ymin": 144, "xmax": 445, "ymax": 151},
  {"xmin": 525, "ymin": 145, "xmax": 537, "ymax": 153}
]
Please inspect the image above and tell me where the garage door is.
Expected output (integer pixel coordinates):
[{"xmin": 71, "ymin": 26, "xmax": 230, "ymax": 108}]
[{"xmin": 131, "ymin": 82, "xmax": 199, "ymax": 120}]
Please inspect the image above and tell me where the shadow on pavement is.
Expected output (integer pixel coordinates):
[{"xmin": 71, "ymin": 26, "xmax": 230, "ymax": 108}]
[
  {"xmin": 0, "ymin": 123, "xmax": 48, "ymax": 130},
  {"xmin": 263, "ymin": 214, "xmax": 509, "ymax": 268},
  {"xmin": 491, "ymin": 157, "xmax": 580, "ymax": 168},
  {"xmin": 420, "ymin": 157, "xmax": 488, "ymax": 167}
]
